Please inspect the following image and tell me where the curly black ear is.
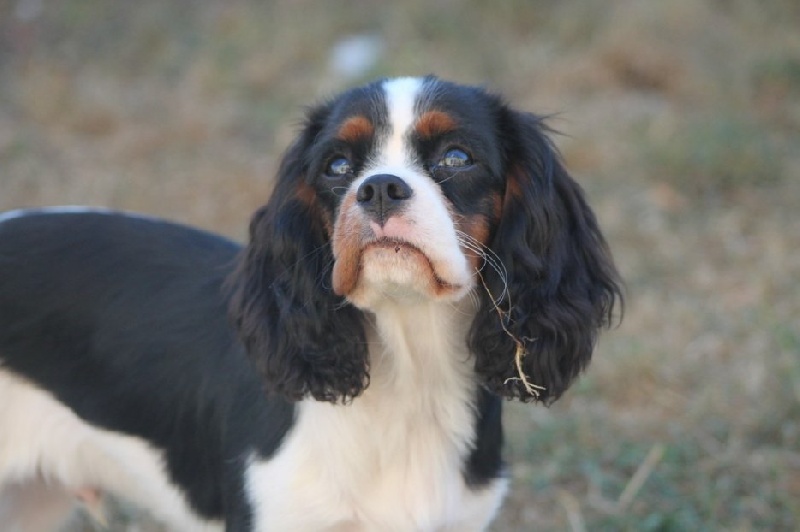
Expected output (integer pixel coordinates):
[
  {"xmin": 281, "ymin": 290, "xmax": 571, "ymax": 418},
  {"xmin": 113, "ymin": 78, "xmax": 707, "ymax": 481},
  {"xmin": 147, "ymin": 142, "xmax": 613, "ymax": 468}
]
[
  {"xmin": 228, "ymin": 109, "xmax": 368, "ymax": 403},
  {"xmin": 470, "ymin": 110, "xmax": 623, "ymax": 404}
]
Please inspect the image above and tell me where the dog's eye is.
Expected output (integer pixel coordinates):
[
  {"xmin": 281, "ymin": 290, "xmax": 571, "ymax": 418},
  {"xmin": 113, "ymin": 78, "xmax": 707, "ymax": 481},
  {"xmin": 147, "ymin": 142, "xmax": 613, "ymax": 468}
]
[
  {"xmin": 326, "ymin": 157, "xmax": 353, "ymax": 177},
  {"xmin": 439, "ymin": 148, "xmax": 472, "ymax": 168}
]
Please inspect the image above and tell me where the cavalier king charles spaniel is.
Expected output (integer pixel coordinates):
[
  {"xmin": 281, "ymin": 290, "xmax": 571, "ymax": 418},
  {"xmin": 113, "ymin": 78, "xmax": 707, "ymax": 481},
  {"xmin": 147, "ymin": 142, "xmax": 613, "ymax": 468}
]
[{"xmin": 0, "ymin": 77, "xmax": 622, "ymax": 531}]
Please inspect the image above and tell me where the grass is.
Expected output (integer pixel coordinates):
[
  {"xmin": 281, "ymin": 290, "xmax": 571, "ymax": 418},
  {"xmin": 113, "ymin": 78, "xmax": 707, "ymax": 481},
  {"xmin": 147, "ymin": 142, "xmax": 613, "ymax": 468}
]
[
  {"xmin": 644, "ymin": 111, "xmax": 786, "ymax": 197},
  {"xmin": 1, "ymin": 0, "xmax": 798, "ymax": 529}
]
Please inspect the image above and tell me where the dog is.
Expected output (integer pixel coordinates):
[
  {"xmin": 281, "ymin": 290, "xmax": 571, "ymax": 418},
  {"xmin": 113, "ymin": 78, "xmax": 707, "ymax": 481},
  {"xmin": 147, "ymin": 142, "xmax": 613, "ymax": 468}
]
[{"xmin": 0, "ymin": 76, "xmax": 622, "ymax": 531}]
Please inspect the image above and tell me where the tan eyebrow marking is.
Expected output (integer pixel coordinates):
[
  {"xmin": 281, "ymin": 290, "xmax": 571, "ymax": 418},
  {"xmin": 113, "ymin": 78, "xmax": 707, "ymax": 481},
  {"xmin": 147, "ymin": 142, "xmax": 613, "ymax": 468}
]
[
  {"xmin": 415, "ymin": 110, "xmax": 457, "ymax": 139},
  {"xmin": 336, "ymin": 115, "xmax": 374, "ymax": 143}
]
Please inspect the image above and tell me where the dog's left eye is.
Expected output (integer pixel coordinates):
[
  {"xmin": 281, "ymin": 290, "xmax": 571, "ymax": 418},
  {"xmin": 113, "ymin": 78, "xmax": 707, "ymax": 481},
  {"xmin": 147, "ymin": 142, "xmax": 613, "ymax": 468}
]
[{"xmin": 439, "ymin": 148, "xmax": 472, "ymax": 168}]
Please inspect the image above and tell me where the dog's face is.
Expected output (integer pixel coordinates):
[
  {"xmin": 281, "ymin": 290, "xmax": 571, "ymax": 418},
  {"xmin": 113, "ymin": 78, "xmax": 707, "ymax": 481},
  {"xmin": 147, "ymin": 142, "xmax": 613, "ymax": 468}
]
[
  {"xmin": 304, "ymin": 77, "xmax": 506, "ymax": 308},
  {"xmin": 230, "ymin": 76, "xmax": 622, "ymax": 403}
]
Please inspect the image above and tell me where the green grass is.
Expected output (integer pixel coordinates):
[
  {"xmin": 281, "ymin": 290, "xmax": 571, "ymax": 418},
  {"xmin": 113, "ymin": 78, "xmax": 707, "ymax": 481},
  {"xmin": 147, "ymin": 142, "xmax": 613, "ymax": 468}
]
[
  {"xmin": 752, "ymin": 54, "xmax": 800, "ymax": 96},
  {"xmin": 644, "ymin": 111, "xmax": 786, "ymax": 198},
  {"xmin": 499, "ymin": 344, "xmax": 800, "ymax": 529}
]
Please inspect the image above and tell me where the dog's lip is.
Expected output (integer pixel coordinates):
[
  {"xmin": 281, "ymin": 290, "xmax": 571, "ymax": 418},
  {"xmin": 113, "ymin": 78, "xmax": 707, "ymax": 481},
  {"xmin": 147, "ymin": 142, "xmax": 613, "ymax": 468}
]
[
  {"xmin": 362, "ymin": 238, "xmax": 462, "ymax": 292},
  {"xmin": 365, "ymin": 237, "xmax": 419, "ymax": 253}
]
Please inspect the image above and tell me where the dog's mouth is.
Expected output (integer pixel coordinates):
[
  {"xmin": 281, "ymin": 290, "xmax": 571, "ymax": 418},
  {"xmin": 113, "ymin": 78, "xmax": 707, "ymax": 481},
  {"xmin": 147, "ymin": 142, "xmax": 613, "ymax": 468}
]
[
  {"xmin": 333, "ymin": 237, "xmax": 463, "ymax": 303},
  {"xmin": 363, "ymin": 238, "xmax": 459, "ymax": 289},
  {"xmin": 368, "ymin": 239, "xmax": 417, "ymax": 254},
  {"xmin": 364, "ymin": 238, "xmax": 427, "ymax": 260}
]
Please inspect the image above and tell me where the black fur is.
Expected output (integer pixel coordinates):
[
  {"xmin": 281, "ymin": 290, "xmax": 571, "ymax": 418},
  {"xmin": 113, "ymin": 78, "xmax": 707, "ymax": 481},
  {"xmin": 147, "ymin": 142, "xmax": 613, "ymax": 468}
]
[
  {"xmin": 0, "ymin": 212, "xmax": 295, "ymax": 523},
  {"xmin": 228, "ymin": 112, "xmax": 369, "ymax": 403},
  {"xmin": 470, "ymin": 109, "xmax": 623, "ymax": 404},
  {"xmin": 464, "ymin": 388, "xmax": 505, "ymax": 486}
]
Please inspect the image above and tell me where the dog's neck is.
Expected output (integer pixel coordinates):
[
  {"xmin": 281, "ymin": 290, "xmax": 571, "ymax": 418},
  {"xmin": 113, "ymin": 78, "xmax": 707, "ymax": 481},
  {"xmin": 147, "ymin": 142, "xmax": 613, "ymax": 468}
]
[
  {"xmin": 298, "ymin": 297, "xmax": 480, "ymax": 454},
  {"xmin": 364, "ymin": 299, "xmax": 477, "ymax": 402}
]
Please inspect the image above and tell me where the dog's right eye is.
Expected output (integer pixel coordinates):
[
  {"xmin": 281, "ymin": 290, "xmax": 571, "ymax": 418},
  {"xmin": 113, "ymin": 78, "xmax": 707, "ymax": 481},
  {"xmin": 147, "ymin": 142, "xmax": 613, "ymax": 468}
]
[{"xmin": 326, "ymin": 157, "xmax": 353, "ymax": 178}]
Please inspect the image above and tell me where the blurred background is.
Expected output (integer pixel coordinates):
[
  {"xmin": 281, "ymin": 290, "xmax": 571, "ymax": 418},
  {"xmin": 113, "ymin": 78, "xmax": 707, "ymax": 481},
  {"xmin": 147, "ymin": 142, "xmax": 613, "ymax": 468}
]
[{"xmin": 1, "ymin": 0, "xmax": 798, "ymax": 530}]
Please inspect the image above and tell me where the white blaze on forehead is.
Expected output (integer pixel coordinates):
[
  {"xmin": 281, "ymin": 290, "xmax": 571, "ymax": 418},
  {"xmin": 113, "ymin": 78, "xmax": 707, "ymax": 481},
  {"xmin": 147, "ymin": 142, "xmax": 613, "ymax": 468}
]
[{"xmin": 381, "ymin": 77, "xmax": 424, "ymax": 167}]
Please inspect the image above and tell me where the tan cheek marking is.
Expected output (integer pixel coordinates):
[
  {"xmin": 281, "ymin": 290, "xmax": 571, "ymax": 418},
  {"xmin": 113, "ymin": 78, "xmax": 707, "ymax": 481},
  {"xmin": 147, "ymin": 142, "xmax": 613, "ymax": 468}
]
[
  {"xmin": 503, "ymin": 164, "xmax": 528, "ymax": 212},
  {"xmin": 492, "ymin": 191, "xmax": 503, "ymax": 221},
  {"xmin": 296, "ymin": 181, "xmax": 333, "ymax": 236},
  {"xmin": 331, "ymin": 194, "xmax": 364, "ymax": 296},
  {"xmin": 493, "ymin": 164, "xmax": 527, "ymax": 238},
  {"xmin": 460, "ymin": 214, "xmax": 492, "ymax": 271},
  {"xmin": 415, "ymin": 110, "xmax": 457, "ymax": 139},
  {"xmin": 295, "ymin": 181, "xmax": 316, "ymax": 205},
  {"xmin": 336, "ymin": 115, "xmax": 374, "ymax": 143},
  {"xmin": 507, "ymin": 166, "xmax": 523, "ymax": 196}
]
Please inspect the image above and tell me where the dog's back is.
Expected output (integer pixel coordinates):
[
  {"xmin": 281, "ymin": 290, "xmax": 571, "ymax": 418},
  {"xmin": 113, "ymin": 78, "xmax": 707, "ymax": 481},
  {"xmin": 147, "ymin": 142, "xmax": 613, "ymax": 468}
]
[{"xmin": 0, "ymin": 210, "xmax": 292, "ymax": 531}]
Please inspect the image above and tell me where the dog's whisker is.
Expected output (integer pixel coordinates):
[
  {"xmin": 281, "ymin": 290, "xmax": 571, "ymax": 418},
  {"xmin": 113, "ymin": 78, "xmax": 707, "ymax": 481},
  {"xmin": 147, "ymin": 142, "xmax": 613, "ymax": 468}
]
[{"xmin": 456, "ymin": 231, "xmax": 510, "ymax": 307}]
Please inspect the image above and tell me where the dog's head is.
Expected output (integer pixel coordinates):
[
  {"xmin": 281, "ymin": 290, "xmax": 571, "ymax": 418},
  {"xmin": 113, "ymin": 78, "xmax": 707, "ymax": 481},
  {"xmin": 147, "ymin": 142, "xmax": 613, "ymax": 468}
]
[{"xmin": 229, "ymin": 77, "xmax": 622, "ymax": 404}]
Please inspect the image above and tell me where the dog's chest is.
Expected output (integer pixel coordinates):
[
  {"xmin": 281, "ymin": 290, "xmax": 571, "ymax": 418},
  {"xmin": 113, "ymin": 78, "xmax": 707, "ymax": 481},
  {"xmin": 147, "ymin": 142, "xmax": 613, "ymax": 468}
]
[{"xmin": 245, "ymin": 369, "xmax": 491, "ymax": 530}]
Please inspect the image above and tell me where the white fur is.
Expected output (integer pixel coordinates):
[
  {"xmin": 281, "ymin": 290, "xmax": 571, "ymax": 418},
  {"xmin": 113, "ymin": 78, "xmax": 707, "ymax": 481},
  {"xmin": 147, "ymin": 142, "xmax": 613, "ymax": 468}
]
[
  {"xmin": 0, "ymin": 369, "xmax": 222, "ymax": 532},
  {"xmin": 382, "ymin": 77, "xmax": 423, "ymax": 168},
  {"xmin": 342, "ymin": 164, "xmax": 472, "ymax": 308},
  {"xmin": 246, "ymin": 302, "xmax": 507, "ymax": 531}
]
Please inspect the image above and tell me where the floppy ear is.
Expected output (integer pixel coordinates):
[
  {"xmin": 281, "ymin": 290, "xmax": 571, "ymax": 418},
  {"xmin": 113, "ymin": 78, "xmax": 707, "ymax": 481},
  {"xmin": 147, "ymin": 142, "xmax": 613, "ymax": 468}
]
[
  {"xmin": 470, "ymin": 110, "xmax": 623, "ymax": 404},
  {"xmin": 228, "ymin": 110, "xmax": 368, "ymax": 403}
]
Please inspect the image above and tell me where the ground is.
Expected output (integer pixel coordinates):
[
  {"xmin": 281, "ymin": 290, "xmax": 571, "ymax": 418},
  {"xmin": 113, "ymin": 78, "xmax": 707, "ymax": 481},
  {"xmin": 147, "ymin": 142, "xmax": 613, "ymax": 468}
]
[{"xmin": 1, "ymin": 0, "xmax": 798, "ymax": 530}]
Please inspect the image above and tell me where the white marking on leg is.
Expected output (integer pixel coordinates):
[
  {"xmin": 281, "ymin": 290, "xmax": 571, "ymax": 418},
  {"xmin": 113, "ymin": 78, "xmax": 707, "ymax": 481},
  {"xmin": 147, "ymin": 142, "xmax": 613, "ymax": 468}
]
[{"xmin": 0, "ymin": 369, "xmax": 222, "ymax": 532}]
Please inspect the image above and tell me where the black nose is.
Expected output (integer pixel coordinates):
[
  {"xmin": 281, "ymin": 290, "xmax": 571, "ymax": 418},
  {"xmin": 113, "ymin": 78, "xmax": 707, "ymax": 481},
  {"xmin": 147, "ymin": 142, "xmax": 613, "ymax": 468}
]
[{"xmin": 356, "ymin": 174, "xmax": 413, "ymax": 224}]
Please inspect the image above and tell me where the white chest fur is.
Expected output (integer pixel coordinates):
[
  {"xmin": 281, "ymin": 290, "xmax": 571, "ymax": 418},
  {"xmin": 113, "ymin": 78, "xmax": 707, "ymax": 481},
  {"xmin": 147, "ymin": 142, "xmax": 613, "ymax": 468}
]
[{"xmin": 245, "ymin": 302, "xmax": 507, "ymax": 531}]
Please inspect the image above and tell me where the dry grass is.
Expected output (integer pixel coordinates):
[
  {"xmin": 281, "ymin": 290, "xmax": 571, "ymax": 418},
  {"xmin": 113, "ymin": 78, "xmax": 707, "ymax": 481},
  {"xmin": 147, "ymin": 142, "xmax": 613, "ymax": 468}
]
[{"xmin": 1, "ymin": 0, "xmax": 798, "ymax": 529}]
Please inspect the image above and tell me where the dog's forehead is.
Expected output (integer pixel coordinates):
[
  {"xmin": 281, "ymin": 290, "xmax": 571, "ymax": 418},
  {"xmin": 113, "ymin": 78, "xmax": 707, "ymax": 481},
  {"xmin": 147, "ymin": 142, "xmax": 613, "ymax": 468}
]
[
  {"xmin": 325, "ymin": 77, "xmax": 491, "ymax": 135},
  {"xmin": 382, "ymin": 77, "xmax": 424, "ymax": 128},
  {"xmin": 325, "ymin": 82, "xmax": 387, "ymax": 126},
  {"xmin": 322, "ymin": 78, "xmax": 421, "ymax": 137}
]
